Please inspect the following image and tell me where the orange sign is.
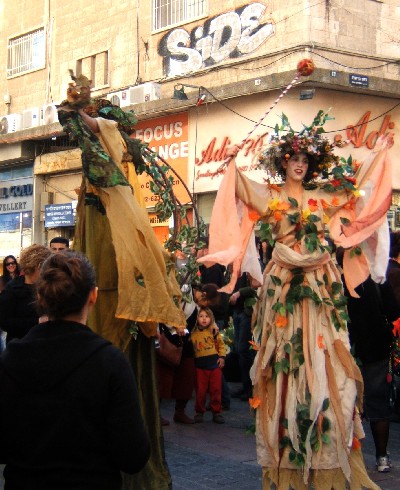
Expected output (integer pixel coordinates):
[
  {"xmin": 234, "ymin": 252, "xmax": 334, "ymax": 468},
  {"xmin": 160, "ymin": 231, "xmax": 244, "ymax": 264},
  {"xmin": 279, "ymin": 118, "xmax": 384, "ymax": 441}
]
[{"xmin": 131, "ymin": 112, "xmax": 190, "ymax": 206}]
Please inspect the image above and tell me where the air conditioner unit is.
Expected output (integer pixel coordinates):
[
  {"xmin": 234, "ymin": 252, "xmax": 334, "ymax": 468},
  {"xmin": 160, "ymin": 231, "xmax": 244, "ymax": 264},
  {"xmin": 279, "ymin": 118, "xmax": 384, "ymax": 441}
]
[
  {"xmin": 106, "ymin": 90, "xmax": 130, "ymax": 108},
  {"xmin": 41, "ymin": 104, "xmax": 58, "ymax": 125},
  {"xmin": 0, "ymin": 114, "xmax": 22, "ymax": 134},
  {"xmin": 128, "ymin": 82, "xmax": 161, "ymax": 105},
  {"xmin": 22, "ymin": 108, "xmax": 40, "ymax": 129}
]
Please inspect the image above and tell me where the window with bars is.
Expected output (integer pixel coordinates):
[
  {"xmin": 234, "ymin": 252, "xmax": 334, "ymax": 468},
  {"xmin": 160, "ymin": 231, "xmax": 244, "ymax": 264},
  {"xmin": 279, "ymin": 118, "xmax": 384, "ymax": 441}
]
[
  {"xmin": 7, "ymin": 28, "xmax": 46, "ymax": 77},
  {"xmin": 153, "ymin": 0, "xmax": 206, "ymax": 31},
  {"xmin": 76, "ymin": 51, "xmax": 109, "ymax": 89}
]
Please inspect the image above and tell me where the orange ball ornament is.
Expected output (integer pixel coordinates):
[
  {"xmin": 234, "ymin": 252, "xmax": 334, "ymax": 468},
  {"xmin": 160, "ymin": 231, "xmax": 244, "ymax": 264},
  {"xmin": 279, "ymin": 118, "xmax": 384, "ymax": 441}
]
[{"xmin": 297, "ymin": 58, "xmax": 315, "ymax": 77}]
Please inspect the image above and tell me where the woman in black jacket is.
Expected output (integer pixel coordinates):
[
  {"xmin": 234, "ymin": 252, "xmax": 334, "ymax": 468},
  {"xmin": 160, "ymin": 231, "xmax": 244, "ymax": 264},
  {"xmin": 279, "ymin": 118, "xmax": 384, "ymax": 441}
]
[
  {"xmin": 0, "ymin": 251, "xmax": 150, "ymax": 489},
  {"xmin": 0, "ymin": 244, "xmax": 51, "ymax": 344}
]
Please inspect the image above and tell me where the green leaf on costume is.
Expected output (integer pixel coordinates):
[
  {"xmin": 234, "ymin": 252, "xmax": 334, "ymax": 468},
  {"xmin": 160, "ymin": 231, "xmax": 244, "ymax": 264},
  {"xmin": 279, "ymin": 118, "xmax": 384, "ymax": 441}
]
[
  {"xmin": 322, "ymin": 416, "xmax": 331, "ymax": 432},
  {"xmin": 271, "ymin": 275, "xmax": 282, "ymax": 286},
  {"xmin": 290, "ymin": 274, "xmax": 305, "ymax": 286},
  {"xmin": 274, "ymin": 361, "xmax": 282, "ymax": 374},
  {"xmin": 322, "ymin": 398, "xmax": 330, "ymax": 411},
  {"xmin": 340, "ymin": 217, "xmax": 351, "ymax": 226},
  {"xmin": 281, "ymin": 357, "xmax": 290, "ymax": 374},
  {"xmin": 288, "ymin": 197, "xmax": 299, "ymax": 208},
  {"xmin": 308, "ymin": 214, "xmax": 321, "ymax": 223},
  {"xmin": 287, "ymin": 212, "xmax": 300, "ymax": 224},
  {"xmin": 279, "ymin": 436, "xmax": 291, "ymax": 449},
  {"xmin": 331, "ymin": 282, "xmax": 343, "ymax": 295},
  {"xmin": 350, "ymin": 246, "xmax": 362, "ymax": 258},
  {"xmin": 321, "ymin": 433, "xmax": 331, "ymax": 445},
  {"xmin": 267, "ymin": 289, "xmax": 275, "ymax": 297},
  {"xmin": 284, "ymin": 343, "xmax": 292, "ymax": 354}
]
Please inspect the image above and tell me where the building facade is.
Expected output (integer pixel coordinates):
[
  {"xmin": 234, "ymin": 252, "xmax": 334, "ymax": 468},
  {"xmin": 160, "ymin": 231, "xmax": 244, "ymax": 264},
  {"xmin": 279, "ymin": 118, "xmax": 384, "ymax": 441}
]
[{"xmin": 0, "ymin": 0, "xmax": 399, "ymax": 255}]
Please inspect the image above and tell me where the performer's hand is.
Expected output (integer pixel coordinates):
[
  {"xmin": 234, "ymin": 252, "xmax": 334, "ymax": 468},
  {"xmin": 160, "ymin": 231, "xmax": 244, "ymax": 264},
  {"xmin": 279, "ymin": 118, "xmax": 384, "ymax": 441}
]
[
  {"xmin": 78, "ymin": 109, "xmax": 99, "ymax": 133},
  {"xmin": 225, "ymin": 144, "xmax": 242, "ymax": 158},
  {"xmin": 217, "ymin": 357, "xmax": 225, "ymax": 368}
]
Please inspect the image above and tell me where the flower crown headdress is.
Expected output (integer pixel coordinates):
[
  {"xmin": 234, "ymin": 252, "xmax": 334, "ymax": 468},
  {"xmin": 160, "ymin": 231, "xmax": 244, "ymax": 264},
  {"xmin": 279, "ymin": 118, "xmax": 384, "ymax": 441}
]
[{"xmin": 258, "ymin": 110, "xmax": 354, "ymax": 183}]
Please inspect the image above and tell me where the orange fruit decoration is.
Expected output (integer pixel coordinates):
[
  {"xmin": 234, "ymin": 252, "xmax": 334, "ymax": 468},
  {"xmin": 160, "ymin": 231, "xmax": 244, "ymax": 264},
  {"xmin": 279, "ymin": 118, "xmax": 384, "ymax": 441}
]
[{"xmin": 297, "ymin": 58, "xmax": 315, "ymax": 76}]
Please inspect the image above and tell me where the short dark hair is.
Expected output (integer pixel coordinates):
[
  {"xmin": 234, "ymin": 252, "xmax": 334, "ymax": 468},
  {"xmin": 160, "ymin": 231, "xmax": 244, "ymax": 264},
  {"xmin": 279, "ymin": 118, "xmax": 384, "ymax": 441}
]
[
  {"xmin": 49, "ymin": 237, "xmax": 70, "ymax": 247},
  {"xmin": 36, "ymin": 251, "xmax": 96, "ymax": 319}
]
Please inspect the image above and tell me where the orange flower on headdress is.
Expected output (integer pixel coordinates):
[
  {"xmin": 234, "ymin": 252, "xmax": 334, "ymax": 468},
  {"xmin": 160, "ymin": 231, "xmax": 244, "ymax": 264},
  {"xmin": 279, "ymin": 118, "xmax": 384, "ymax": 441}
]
[
  {"xmin": 248, "ymin": 209, "xmax": 261, "ymax": 222},
  {"xmin": 343, "ymin": 199, "xmax": 355, "ymax": 211},
  {"xmin": 276, "ymin": 313, "xmax": 288, "ymax": 328},
  {"xmin": 320, "ymin": 199, "xmax": 329, "ymax": 210},
  {"xmin": 317, "ymin": 334, "xmax": 325, "ymax": 349},
  {"xmin": 249, "ymin": 397, "xmax": 261, "ymax": 409},
  {"xmin": 274, "ymin": 211, "xmax": 283, "ymax": 222},
  {"xmin": 308, "ymin": 199, "xmax": 318, "ymax": 212},
  {"xmin": 331, "ymin": 197, "xmax": 340, "ymax": 206}
]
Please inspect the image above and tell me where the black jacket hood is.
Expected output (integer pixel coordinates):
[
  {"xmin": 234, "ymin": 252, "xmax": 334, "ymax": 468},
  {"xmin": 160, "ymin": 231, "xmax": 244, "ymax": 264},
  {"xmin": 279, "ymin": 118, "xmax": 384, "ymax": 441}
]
[{"xmin": 0, "ymin": 320, "xmax": 110, "ymax": 393}]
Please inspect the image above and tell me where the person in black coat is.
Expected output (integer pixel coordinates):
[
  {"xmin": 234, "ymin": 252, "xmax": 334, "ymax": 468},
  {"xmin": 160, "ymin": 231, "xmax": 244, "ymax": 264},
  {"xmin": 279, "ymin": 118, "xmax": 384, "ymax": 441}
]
[
  {"xmin": 337, "ymin": 248, "xmax": 400, "ymax": 473},
  {"xmin": 0, "ymin": 250, "xmax": 150, "ymax": 489},
  {"xmin": 387, "ymin": 231, "xmax": 400, "ymax": 305},
  {"xmin": 0, "ymin": 244, "xmax": 51, "ymax": 344}
]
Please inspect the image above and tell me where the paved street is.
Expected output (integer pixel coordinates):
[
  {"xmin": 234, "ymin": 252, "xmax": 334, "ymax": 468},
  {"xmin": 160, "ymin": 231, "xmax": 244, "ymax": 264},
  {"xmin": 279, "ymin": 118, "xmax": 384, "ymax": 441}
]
[
  {"xmin": 1, "ymin": 382, "xmax": 400, "ymax": 489},
  {"xmin": 163, "ymin": 383, "xmax": 400, "ymax": 490}
]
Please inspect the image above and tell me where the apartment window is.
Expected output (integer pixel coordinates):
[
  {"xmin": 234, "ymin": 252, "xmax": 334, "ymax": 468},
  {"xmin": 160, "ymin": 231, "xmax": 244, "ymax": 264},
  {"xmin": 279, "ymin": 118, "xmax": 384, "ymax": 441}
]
[
  {"xmin": 7, "ymin": 28, "xmax": 45, "ymax": 77},
  {"xmin": 153, "ymin": 0, "xmax": 206, "ymax": 31},
  {"xmin": 76, "ymin": 51, "xmax": 109, "ymax": 89}
]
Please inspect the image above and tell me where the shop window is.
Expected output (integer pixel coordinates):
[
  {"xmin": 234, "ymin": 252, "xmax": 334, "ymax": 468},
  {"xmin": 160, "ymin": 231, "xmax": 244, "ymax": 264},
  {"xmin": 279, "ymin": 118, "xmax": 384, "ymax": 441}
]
[
  {"xmin": 0, "ymin": 166, "xmax": 32, "ymax": 182},
  {"xmin": 0, "ymin": 211, "xmax": 31, "ymax": 232},
  {"xmin": 7, "ymin": 28, "xmax": 45, "ymax": 78},
  {"xmin": 76, "ymin": 51, "xmax": 109, "ymax": 89},
  {"xmin": 153, "ymin": 0, "xmax": 207, "ymax": 31}
]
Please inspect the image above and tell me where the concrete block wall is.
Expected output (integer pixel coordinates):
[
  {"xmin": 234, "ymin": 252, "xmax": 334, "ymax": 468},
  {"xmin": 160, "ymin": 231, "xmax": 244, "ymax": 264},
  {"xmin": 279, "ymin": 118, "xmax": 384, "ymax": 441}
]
[{"xmin": 0, "ymin": 0, "xmax": 399, "ymax": 118}]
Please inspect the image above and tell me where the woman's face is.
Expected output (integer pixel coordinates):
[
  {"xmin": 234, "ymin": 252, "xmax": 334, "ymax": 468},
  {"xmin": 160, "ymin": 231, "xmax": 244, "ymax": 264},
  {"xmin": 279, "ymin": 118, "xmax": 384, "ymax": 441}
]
[
  {"xmin": 193, "ymin": 289, "xmax": 208, "ymax": 307},
  {"xmin": 5, "ymin": 258, "xmax": 17, "ymax": 275},
  {"xmin": 282, "ymin": 153, "xmax": 309, "ymax": 182}
]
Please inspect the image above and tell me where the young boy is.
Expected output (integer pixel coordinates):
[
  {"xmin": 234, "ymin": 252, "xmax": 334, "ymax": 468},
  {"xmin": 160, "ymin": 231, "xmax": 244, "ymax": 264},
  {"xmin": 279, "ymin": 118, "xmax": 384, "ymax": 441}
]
[{"xmin": 191, "ymin": 307, "xmax": 227, "ymax": 424}]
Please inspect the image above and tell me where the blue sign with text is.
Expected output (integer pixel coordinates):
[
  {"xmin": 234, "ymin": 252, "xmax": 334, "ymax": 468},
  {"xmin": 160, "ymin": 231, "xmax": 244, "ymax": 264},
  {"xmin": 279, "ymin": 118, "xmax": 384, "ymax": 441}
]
[{"xmin": 45, "ymin": 203, "xmax": 74, "ymax": 228}]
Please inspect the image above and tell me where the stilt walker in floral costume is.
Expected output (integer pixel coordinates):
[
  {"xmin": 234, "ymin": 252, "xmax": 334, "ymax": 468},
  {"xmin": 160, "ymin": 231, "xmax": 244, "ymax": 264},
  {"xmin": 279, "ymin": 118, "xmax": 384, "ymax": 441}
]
[
  {"xmin": 57, "ymin": 72, "xmax": 187, "ymax": 489},
  {"xmin": 199, "ymin": 110, "xmax": 393, "ymax": 490}
]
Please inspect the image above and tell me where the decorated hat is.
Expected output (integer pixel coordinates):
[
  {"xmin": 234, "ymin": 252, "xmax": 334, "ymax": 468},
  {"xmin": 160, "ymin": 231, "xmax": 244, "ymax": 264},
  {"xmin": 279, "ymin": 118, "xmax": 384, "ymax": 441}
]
[{"xmin": 258, "ymin": 110, "xmax": 349, "ymax": 182}]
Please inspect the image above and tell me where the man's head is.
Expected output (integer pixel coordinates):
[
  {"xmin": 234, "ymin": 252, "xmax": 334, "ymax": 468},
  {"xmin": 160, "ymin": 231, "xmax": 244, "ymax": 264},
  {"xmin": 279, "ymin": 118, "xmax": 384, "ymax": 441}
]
[{"xmin": 49, "ymin": 237, "xmax": 70, "ymax": 253}]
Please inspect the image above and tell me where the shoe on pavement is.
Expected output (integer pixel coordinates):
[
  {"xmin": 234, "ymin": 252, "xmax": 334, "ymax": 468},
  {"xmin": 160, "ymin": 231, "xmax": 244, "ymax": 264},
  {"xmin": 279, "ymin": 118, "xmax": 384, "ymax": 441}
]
[
  {"xmin": 161, "ymin": 416, "xmax": 170, "ymax": 427},
  {"xmin": 376, "ymin": 455, "xmax": 391, "ymax": 473},
  {"xmin": 212, "ymin": 413, "xmax": 225, "ymax": 424},
  {"xmin": 194, "ymin": 413, "xmax": 204, "ymax": 423},
  {"xmin": 173, "ymin": 412, "xmax": 195, "ymax": 424}
]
